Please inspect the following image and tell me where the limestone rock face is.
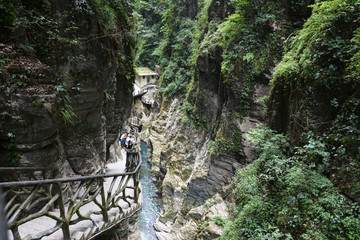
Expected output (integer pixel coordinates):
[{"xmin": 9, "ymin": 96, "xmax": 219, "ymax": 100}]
[
  {"xmin": 0, "ymin": 1, "xmax": 134, "ymax": 176},
  {"xmin": 133, "ymin": 52, "xmax": 270, "ymax": 240},
  {"xmin": 134, "ymin": 94, "xmax": 235, "ymax": 238},
  {"xmin": 0, "ymin": 49, "xmax": 62, "ymax": 169},
  {"xmin": 137, "ymin": 30, "xmax": 270, "ymax": 240}
]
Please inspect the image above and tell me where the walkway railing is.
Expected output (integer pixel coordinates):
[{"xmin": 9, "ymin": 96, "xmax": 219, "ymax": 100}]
[
  {"xmin": 0, "ymin": 152, "xmax": 142, "ymax": 240},
  {"xmin": 132, "ymin": 89, "xmax": 148, "ymax": 97}
]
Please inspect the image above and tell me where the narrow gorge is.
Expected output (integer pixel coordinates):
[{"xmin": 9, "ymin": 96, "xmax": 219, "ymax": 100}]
[{"xmin": 1, "ymin": 0, "xmax": 360, "ymax": 239}]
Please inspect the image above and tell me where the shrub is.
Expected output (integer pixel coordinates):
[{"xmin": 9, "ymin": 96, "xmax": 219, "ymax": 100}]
[{"xmin": 220, "ymin": 125, "xmax": 360, "ymax": 239}]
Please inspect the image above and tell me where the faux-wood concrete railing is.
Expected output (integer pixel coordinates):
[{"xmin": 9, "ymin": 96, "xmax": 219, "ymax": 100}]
[{"xmin": 0, "ymin": 151, "xmax": 142, "ymax": 240}]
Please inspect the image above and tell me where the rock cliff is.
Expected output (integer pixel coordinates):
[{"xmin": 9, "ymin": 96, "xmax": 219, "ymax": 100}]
[
  {"xmin": 138, "ymin": 82, "xmax": 268, "ymax": 239},
  {"xmin": 0, "ymin": 1, "xmax": 134, "ymax": 177},
  {"xmin": 132, "ymin": 0, "xmax": 313, "ymax": 238}
]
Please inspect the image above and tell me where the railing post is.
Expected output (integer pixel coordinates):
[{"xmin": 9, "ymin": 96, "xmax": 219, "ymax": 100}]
[
  {"xmin": 11, "ymin": 226, "xmax": 21, "ymax": 240},
  {"xmin": 0, "ymin": 188, "xmax": 8, "ymax": 240},
  {"xmin": 134, "ymin": 153, "xmax": 140, "ymax": 204},
  {"xmin": 134, "ymin": 173, "xmax": 139, "ymax": 204},
  {"xmin": 55, "ymin": 183, "xmax": 70, "ymax": 240},
  {"xmin": 100, "ymin": 178, "xmax": 109, "ymax": 222},
  {"xmin": 0, "ymin": 159, "xmax": 142, "ymax": 240}
]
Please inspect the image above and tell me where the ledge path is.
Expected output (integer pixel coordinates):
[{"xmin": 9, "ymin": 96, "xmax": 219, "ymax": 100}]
[{"xmin": 5, "ymin": 149, "xmax": 142, "ymax": 240}]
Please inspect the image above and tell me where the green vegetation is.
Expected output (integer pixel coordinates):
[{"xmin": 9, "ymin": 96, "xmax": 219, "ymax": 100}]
[
  {"xmin": 133, "ymin": 0, "xmax": 360, "ymax": 237},
  {"xmin": 210, "ymin": 128, "xmax": 243, "ymax": 157},
  {"xmin": 347, "ymin": 27, "xmax": 360, "ymax": 82},
  {"xmin": 134, "ymin": 0, "xmax": 311, "ymax": 133},
  {"xmin": 0, "ymin": 1, "xmax": 17, "ymax": 39},
  {"xmin": 200, "ymin": 216, "xmax": 225, "ymax": 230},
  {"xmin": 31, "ymin": 101, "xmax": 44, "ymax": 112},
  {"xmin": 135, "ymin": 0, "xmax": 213, "ymax": 97},
  {"xmin": 220, "ymin": 125, "xmax": 360, "ymax": 239},
  {"xmin": 220, "ymin": 0, "xmax": 360, "ymax": 239},
  {"xmin": 1, "ymin": 0, "xmax": 359, "ymax": 237},
  {"xmin": 0, "ymin": 0, "xmax": 134, "ymax": 66},
  {"xmin": 104, "ymin": 90, "xmax": 112, "ymax": 100},
  {"xmin": 268, "ymin": 0, "xmax": 360, "ymax": 200},
  {"xmin": 211, "ymin": 0, "xmax": 299, "ymax": 115},
  {"xmin": 134, "ymin": 0, "xmax": 164, "ymax": 67},
  {"xmin": 272, "ymin": 0, "xmax": 359, "ymax": 87}
]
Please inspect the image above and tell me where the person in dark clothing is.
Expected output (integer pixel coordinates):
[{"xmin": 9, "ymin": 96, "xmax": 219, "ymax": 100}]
[{"xmin": 125, "ymin": 139, "xmax": 133, "ymax": 150}]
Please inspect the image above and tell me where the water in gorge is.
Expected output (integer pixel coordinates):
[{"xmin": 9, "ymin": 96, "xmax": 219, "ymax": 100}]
[{"xmin": 139, "ymin": 141, "xmax": 162, "ymax": 240}]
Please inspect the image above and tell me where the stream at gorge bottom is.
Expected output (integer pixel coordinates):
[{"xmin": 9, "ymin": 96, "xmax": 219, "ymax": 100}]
[{"xmin": 139, "ymin": 141, "xmax": 162, "ymax": 240}]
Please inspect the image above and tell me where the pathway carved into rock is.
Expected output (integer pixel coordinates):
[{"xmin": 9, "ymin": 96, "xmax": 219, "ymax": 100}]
[{"xmin": 0, "ymin": 150, "xmax": 142, "ymax": 240}]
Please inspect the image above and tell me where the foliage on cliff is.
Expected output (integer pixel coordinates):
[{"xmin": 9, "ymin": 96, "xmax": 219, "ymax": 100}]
[
  {"xmin": 269, "ymin": 0, "xmax": 360, "ymax": 199},
  {"xmin": 221, "ymin": 0, "xmax": 360, "ymax": 239},
  {"xmin": 0, "ymin": 0, "xmax": 135, "ymax": 170},
  {"xmin": 135, "ymin": 0, "xmax": 360, "ymax": 238},
  {"xmin": 141, "ymin": 0, "xmax": 311, "ymax": 110},
  {"xmin": 221, "ymin": 125, "xmax": 360, "ymax": 239},
  {"xmin": 135, "ymin": 0, "xmax": 214, "ymax": 97},
  {"xmin": 272, "ymin": 0, "xmax": 358, "ymax": 85},
  {"xmin": 0, "ymin": 0, "xmax": 135, "ymax": 121},
  {"xmin": 134, "ymin": 0, "xmax": 165, "ymax": 68},
  {"xmin": 0, "ymin": 0, "xmax": 135, "ymax": 66}
]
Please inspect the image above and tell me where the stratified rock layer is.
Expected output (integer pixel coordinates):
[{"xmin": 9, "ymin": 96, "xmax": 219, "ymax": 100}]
[
  {"xmin": 0, "ymin": 1, "xmax": 134, "ymax": 176},
  {"xmin": 132, "ymin": 77, "xmax": 269, "ymax": 239}
]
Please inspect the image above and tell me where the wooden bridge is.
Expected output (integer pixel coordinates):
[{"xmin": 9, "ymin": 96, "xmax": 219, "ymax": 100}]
[{"xmin": 0, "ymin": 151, "xmax": 142, "ymax": 240}]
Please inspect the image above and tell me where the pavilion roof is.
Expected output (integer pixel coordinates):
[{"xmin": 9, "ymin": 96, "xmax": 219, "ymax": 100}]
[{"xmin": 136, "ymin": 67, "xmax": 158, "ymax": 76}]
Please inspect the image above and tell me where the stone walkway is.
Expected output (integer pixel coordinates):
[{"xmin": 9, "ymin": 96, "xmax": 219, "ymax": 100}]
[{"xmin": 7, "ymin": 149, "xmax": 141, "ymax": 240}]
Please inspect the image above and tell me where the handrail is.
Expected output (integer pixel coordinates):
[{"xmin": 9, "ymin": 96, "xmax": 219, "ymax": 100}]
[
  {"xmin": 0, "ymin": 167, "xmax": 59, "ymax": 186},
  {"xmin": 1, "ymin": 152, "xmax": 142, "ymax": 240},
  {"xmin": 0, "ymin": 158, "xmax": 142, "ymax": 188},
  {"xmin": 0, "ymin": 167, "xmax": 57, "ymax": 171}
]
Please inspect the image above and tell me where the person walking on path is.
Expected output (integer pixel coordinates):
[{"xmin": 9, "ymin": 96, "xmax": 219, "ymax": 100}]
[{"xmin": 120, "ymin": 132, "xmax": 128, "ymax": 149}]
